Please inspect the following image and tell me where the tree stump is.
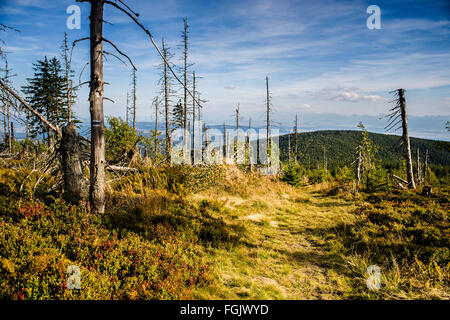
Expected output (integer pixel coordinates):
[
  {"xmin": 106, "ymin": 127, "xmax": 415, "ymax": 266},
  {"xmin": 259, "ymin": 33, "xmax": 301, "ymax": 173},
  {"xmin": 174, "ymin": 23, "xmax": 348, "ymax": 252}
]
[
  {"xmin": 422, "ymin": 185, "xmax": 432, "ymax": 196},
  {"xmin": 60, "ymin": 122, "xmax": 88, "ymax": 204}
]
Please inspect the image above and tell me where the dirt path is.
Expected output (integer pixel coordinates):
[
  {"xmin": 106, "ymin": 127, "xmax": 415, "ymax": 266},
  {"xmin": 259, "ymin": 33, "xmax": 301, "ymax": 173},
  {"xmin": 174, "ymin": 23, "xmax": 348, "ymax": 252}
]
[{"xmin": 192, "ymin": 184, "xmax": 360, "ymax": 299}]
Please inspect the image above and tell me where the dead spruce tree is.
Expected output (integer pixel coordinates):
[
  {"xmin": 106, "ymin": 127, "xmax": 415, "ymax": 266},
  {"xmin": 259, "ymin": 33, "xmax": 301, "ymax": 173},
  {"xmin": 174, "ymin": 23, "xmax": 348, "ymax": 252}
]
[
  {"xmin": 416, "ymin": 147, "xmax": 421, "ymax": 185},
  {"xmin": 131, "ymin": 68, "xmax": 137, "ymax": 129},
  {"xmin": 152, "ymin": 96, "xmax": 159, "ymax": 155},
  {"xmin": 385, "ymin": 89, "xmax": 416, "ymax": 189},
  {"xmin": 265, "ymin": 76, "xmax": 272, "ymax": 165},
  {"xmin": 180, "ymin": 18, "xmax": 193, "ymax": 154},
  {"xmin": 76, "ymin": 0, "xmax": 138, "ymax": 213},
  {"xmin": 90, "ymin": 0, "xmax": 205, "ymax": 171},
  {"xmin": 0, "ymin": 78, "xmax": 87, "ymax": 201},
  {"xmin": 1, "ymin": 59, "xmax": 12, "ymax": 153},
  {"xmin": 125, "ymin": 91, "xmax": 130, "ymax": 124},
  {"xmin": 294, "ymin": 114, "xmax": 299, "ymax": 163},
  {"xmin": 62, "ymin": 32, "xmax": 75, "ymax": 123},
  {"xmin": 162, "ymin": 39, "xmax": 172, "ymax": 164},
  {"xmin": 60, "ymin": 122, "xmax": 88, "ymax": 204}
]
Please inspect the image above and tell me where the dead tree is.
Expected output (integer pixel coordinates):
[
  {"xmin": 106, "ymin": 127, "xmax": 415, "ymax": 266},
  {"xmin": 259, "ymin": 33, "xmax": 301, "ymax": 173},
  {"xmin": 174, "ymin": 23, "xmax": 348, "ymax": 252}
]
[
  {"xmin": 235, "ymin": 103, "xmax": 240, "ymax": 162},
  {"xmin": 98, "ymin": 0, "xmax": 205, "ymax": 168},
  {"xmin": 87, "ymin": 0, "xmax": 106, "ymax": 213},
  {"xmin": 60, "ymin": 122, "xmax": 88, "ymax": 204},
  {"xmin": 132, "ymin": 68, "xmax": 137, "ymax": 129},
  {"xmin": 152, "ymin": 96, "xmax": 159, "ymax": 155},
  {"xmin": 0, "ymin": 79, "xmax": 85, "ymax": 198},
  {"xmin": 416, "ymin": 147, "xmax": 421, "ymax": 185},
  {"xmin": 63, "ymin": 32, "xmax": 73, "ymax": 123},
  {"xmin": 0, "ymin": 79, "xmax": 61, "ymax": 135},
  {"xmin": 125, "ymin": 91, "xmax": 130, "ymax": 124},
  {"xmin": 203, "ymin": 122, "xmax": 208, "ymax": 153},
  {"xmin": 288, "ymin": 132, "xmax": 291, "ymax": 163},
  {"xmin": 294, "ymin": 114, "xmax": 299, "ymax": 163},
  {"xmin": 180, "ymin": 18, "xmax": 193, "ymax": 157},
  {"xmin": 192, "ymin": 71, "xmax": 196, "ymax": 159},
  {"xmin": 223, "ymin": 122, "xmax": 227, "ymax": 163},
  {"xmin": 2, "ymin": 59, "xmax": 12, "ymax": 153},
  {"xmin": 182, "ymin": 18, "xmax": 189, "ymax": 135},
  {"xmin": 423, "ymin": 149, "xmax": 428, "ymax": 184},
  {"xmin": 76, "ymin": 0, "xmax": 139, "ymax": 213},
  {"xmin": 385, "ymin": 88, "xmax": 416, "ymax": 189},
  {"xmin": 265, "ymin": 76, "xmax": 271, "ymax": 163},
  {"xmin": 248, "ymin": 117, "xmax": 253, "ymax": 171},
  {"xmin": 162, "ymin": 39, "xmax": 171, "ymax": 164},
  {"xmin": 197, "ymin": 92, "xmax": 202, "ymax": 122},
  {"xmin": 355, "ymin": 148, "xmax": 362, "ymax": 192}
]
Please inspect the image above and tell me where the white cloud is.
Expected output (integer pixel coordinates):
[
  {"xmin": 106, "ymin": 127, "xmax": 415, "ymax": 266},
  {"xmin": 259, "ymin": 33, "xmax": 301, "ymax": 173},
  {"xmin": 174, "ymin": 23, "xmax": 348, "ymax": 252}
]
[{"xmin": 311, "ymin": 87, "xmax": 385, "ymax": 103}]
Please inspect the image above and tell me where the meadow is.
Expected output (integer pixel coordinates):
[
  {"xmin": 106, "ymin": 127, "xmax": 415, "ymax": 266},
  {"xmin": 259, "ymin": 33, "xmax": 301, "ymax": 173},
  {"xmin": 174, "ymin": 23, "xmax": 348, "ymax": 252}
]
[{"xmin": 0, "ymin": 142, "xmax": 448, "ymax": 300}]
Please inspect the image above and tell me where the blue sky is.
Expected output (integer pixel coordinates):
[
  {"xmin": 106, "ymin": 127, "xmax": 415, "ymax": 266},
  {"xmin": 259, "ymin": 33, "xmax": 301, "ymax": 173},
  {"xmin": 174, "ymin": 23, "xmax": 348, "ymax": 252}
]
[{"xmin": 1, "ymin": 0, "xmax": 449, "ymax": 130}]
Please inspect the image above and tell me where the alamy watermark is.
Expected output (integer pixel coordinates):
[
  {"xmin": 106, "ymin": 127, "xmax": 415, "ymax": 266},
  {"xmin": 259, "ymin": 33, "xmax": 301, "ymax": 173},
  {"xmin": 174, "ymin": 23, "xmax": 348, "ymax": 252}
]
[
  {"xmin": 66, "ymin": 265, "xmax": 81, "ymax": 290},
  {"xmin": 366, "ymin": 5, "xmax": 381, "ymax": 30},
  {"xmin": 66, "ymin": 5, "xmax": 81, "ymax": 30},
  {"xmin": 366, "ymin": 265, "xmax": 381, "ymax": 290}
]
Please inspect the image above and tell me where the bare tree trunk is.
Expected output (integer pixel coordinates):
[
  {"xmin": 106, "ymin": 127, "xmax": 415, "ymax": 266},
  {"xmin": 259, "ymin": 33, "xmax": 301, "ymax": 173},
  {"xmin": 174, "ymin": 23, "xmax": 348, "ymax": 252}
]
[
  {"xmin": 235, "ymin": 103, "xmax": 239, "ymax": 163},
  {"xmin": 192, "ymin": 71, "xmax": 195, "ymax": 162},
  {"xmin": 356, "ymin": 149, "xmax": 362, "ymax": 192},
  {"xmin": 132, "ymin": 68, "xmax": 137, "ymax": 129},
  {"xmin": 416, "ymin": 147, "xmax": 421, "ymax": 185},
  {"xmin": 9, "ymin": 121, "xmax": 13, "ymax": 153},
  {"xmin": 3, "ymin": 60, "xmax": 11, "ymax": 153},
  {"xmin": 294, "ymin": 114, "xmax": 298, "ymax": 163},
  {"xmin": 183, "ymin": 18, "xmax": 188, "ymax": 134},
  {"xmin": 197, "ymin": 92, "xmax": 201, "ymax": 122},
  {"xmin": 64, "ymin": 32, "xmax": 72, "ymax": 123},
  {"xmin": 223, "ymin": 122, "xmax": 226, "ymax": 164},
  {"xmin": 25, "ymin": 110, "xmax": 30, "ymax": 140},
  {"xmin": 2, "ymin": 104, "xmax": 6, "ymax": 143},
  {"xmin": 398, "ymin": 89, "xmax": 416, "ymax": 189},
  {"xmin": 163, "ymin": 40, "xmax": 171, "ymax": 165},
  {"xmin": 266, "ymin": 76, "xmax": 270, "ymax": 163},
  {"xmin": 203, "ymin": 123, "xmax": 208, "ymax": 158},
  {"xmin": 424, "ymin": 149, "xmax": 428, "ymax": 184},
  {"xmin": 125, "ymin": 91, "xmax": 129, "ymax": 124},
  {"xmin": 154, "ymin": 96, "xmax": 158, "ymax": 155},
  {"xmin": 288, "ymin": 133, "xmax": 291, "ymax": 163},
  {"xmin": 89, "ymin": 0, "xmax": 106, "ymax": 213},
  {"xmin": 248, "ymin": 117, "xmax": 253, "ymax": 171},
  {"xmin": 6, "ymin": 102, "xmax": 11, "ymax": 153}
]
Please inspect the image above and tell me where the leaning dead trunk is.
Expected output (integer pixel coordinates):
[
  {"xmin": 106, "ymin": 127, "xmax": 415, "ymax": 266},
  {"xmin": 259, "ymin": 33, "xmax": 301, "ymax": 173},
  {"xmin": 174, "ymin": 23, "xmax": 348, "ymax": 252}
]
[{"xmin": 60, "ymin": 122, "xmax": 88, "ymax": 204}]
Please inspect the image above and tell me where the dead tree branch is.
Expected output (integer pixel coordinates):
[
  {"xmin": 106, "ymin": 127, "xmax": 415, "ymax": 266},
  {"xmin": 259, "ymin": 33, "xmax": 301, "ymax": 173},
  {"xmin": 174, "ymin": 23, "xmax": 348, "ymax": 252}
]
[{"xmin": 0, "ymin": 79, "xmax": 61, "ymax": 135}]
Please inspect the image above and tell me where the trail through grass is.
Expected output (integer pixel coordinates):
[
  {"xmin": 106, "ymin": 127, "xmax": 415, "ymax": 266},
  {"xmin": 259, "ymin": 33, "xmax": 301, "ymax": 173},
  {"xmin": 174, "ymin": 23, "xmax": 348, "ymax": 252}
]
[{"xmin": 191, "ymin": 182, "xmax": 363, "ymax": 299}]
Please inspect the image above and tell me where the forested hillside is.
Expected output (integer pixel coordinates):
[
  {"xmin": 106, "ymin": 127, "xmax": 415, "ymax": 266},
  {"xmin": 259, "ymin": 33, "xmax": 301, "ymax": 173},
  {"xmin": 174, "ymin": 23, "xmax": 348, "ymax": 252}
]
[{"xmin": 279, "ymin": 130, "xmax": 449, "ymax": 168}]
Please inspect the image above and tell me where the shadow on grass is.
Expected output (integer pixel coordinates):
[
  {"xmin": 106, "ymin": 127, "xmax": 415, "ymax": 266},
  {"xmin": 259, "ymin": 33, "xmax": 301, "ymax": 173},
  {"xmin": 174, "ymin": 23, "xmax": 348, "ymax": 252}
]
[{"xmin": 103, "ymin": 192, "xmax": 246, "ymax": 249}]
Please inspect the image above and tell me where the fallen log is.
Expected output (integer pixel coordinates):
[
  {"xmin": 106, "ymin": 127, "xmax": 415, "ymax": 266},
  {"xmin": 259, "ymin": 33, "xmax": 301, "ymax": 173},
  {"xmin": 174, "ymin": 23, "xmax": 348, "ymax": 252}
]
[
  {"xmin": 393, "ymin": 174, "xmax": 408, "ymax": 185},
  {"xmin": 106, "ymin": 165, "xmax": 137, "ymax": 172}
]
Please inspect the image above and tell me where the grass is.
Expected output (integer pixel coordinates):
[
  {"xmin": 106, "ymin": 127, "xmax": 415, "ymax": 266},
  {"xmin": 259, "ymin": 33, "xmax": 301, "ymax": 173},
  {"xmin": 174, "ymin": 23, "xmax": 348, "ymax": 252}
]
[
  {"xmin": 191, "ymin": 179, "xmax": 448, "ymax": 299},
  {"xmin": 0, "ymin": 157, "xmax": 448, "ymax": 299}
]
